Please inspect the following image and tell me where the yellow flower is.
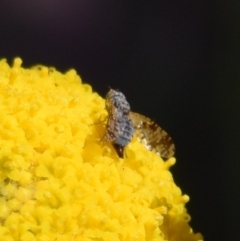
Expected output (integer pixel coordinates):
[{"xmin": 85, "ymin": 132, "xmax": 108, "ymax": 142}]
[{"xmin": 0, "ymin": 58, "xmax": 203, "ymax": 241}]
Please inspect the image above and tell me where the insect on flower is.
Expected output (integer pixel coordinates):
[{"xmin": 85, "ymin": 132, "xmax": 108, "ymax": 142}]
[
  {"xmin": 104, "ymin": 91, "xmax": 134, "ymax": 158},
  {"xmin": 104, "ymin": 89, "xmax": 175, "ymax": 159}
]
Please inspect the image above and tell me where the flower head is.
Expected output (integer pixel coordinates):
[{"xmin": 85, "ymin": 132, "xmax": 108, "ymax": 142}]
[{"xmin": 0, "ymin": 58, "xmax": 203, "ymax": 241}]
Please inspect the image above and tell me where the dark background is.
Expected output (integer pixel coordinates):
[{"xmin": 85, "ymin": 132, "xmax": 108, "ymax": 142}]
[{"xmin": 1, "ymin": 1, "xmax": 239, "ymax": 240}]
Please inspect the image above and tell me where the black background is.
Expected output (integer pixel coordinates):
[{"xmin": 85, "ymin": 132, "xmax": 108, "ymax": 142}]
[{"xmin": 1, "ymin": 1, "xmax": 240, "ymax": 240}]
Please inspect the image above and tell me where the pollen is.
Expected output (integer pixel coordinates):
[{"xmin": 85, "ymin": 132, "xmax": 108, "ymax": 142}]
[{"xmin": 0, "ymin": 58, "xmax": 203, "ymax": 241}]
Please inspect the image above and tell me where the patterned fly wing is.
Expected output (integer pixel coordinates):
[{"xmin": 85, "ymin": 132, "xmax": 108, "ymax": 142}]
[{"xmin": 129, "ymin": 112, "xmax": 175, "ymax": 158}]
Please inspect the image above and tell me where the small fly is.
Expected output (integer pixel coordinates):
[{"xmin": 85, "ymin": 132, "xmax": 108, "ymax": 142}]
[{"xmin": 104, "ymin": 89, "xmax": 175, "ymax": 158}]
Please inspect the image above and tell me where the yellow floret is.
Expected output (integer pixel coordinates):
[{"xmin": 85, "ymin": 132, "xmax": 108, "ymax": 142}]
[{"xmin": 0, "ymin": 58, "xmax": 203, "ymax": 241}]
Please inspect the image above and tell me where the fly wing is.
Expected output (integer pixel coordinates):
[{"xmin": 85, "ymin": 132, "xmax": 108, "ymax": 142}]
[
  {"xmin": 129, "ymin": 112, "xmax": 175, "ymax": 158},
  {"xmin": 104, "ymin": 115, "xmax": 117, "ymax": 143}
]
